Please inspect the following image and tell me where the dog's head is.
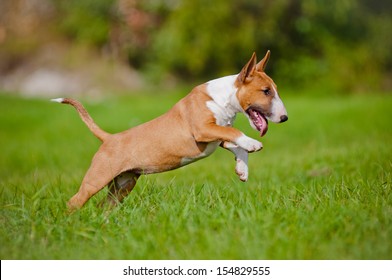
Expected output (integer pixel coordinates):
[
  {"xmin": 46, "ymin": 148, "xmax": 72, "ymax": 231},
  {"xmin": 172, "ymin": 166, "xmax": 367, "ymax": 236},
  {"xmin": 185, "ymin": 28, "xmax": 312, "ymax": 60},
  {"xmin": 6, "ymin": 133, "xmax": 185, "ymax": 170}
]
[{"xmin": 235, "ymin": 51, "xmax": 288, "ymax": 137}]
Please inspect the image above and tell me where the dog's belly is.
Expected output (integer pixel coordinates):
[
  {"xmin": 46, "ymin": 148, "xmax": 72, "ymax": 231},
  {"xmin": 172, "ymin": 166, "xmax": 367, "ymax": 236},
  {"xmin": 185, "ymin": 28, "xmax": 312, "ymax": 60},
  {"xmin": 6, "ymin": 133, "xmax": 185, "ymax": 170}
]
[
  {"xmin": 180, "ymin": 141, "xmax": 220, "ymax": 167},
  {"xmin": 128, "ymin": 141, "xmax": 220, "ymax": 175},
  {"xmin": 109, "ymin": 129, "xmax": 221, "ymax": 175},
  {"xmin": 107, "ymin": 108, "xmax": 223, "ymax": 175}
]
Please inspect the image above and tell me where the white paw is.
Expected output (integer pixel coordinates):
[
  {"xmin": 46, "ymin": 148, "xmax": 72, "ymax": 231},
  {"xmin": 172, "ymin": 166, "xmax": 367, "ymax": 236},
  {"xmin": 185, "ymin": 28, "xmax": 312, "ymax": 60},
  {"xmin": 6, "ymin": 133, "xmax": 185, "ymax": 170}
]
[
  {"xmin": 236, "ymin": 135, "xmax": 263, "ymax": 153},
  {"xmin": 235, "ymin": 158, "xmax": 248, "ymax": 182}
]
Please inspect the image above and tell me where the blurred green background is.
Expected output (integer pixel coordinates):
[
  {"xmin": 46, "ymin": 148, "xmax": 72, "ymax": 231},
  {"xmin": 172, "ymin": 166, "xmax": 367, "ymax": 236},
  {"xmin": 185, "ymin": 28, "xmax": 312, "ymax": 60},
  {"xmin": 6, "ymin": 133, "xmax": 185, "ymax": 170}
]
[
  {"xmin": 1, "ymin": 0, "xmax": 392, "ymax": 260},
  {"xmin": 0, "ymin": 0, "xmax": 391, "ymax": 96}
]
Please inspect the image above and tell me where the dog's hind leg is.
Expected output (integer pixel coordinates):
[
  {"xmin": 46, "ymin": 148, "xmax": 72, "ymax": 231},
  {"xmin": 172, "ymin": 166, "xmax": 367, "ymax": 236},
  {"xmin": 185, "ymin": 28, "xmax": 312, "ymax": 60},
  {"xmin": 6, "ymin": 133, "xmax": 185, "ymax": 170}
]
[
  {"xmin": 101, "ymin": 171, "xmax": 139, "ymax": 207},
  {"xmin": 67, "ymin": 154, "xmax": 122, "ymax": 211}
]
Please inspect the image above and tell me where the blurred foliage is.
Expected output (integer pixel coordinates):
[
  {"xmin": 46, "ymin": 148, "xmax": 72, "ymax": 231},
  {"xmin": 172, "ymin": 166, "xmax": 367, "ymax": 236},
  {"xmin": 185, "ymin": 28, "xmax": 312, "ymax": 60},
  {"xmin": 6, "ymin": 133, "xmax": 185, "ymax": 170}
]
[
  {"xmin": 1, "ymin": 0, "xmax": 391, "ymax": 92},
  {"xmin": 57, "ymin": 0, "xmax": 114, "ymax": 46},
  {"xmin": 144, "ymin": 0, "xmax": 392, "ymax": 91}
]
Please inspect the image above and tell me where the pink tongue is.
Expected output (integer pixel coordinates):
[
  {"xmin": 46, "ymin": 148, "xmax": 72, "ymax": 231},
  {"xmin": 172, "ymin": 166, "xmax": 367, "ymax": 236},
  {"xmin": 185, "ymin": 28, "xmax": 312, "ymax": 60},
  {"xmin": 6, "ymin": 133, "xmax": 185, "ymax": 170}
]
[{"xmin": 249, "ymin": 109, "xmax": 268, "ymax": 137}]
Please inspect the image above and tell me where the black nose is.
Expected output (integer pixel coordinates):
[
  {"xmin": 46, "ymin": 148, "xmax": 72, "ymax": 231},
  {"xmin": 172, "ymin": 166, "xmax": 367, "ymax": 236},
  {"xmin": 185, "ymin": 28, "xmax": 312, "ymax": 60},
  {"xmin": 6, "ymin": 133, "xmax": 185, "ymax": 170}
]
[{"xmin": 280, "ymin": 115, "xmax": 288, "ymax": 123}]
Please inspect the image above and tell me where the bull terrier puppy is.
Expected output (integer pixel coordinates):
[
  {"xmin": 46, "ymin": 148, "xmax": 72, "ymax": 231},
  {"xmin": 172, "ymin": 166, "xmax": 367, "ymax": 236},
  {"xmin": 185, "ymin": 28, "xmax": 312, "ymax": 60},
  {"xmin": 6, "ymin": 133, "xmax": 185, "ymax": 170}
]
[{"xmin": 52, "ymin": 51, "xmax": 288, "ymax": 211}]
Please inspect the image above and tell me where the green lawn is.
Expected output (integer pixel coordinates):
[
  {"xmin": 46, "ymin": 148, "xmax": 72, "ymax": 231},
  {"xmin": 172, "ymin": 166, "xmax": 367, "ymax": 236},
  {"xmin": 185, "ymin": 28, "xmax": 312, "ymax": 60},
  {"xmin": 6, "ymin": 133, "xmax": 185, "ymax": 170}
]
[{"xmin": 0, "ymin": 91, "xmax": 391, "ymax": 259}]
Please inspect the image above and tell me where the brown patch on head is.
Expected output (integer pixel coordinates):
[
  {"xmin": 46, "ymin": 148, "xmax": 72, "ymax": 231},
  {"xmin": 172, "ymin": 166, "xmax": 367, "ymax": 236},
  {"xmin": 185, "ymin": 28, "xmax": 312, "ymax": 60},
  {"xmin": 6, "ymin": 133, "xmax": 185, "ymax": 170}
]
[
  {"xmin": 235, "ymin": 51, "xmax": 277, "ymax": 116},
  {"xmin": 237, "ymin": 72, "xmax": 277, "ymax": 114},
  {"xmin": 234, "ymin": 50, "xmax": 288, "ymax": 135}
]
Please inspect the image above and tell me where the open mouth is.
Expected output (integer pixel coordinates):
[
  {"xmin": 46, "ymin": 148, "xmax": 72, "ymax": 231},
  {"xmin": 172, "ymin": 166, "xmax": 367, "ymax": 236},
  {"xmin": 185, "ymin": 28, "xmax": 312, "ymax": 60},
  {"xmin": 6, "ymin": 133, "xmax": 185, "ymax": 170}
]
[{"xmin": 246, "ymin": 108, "xmax": 269, "ymax": 137}]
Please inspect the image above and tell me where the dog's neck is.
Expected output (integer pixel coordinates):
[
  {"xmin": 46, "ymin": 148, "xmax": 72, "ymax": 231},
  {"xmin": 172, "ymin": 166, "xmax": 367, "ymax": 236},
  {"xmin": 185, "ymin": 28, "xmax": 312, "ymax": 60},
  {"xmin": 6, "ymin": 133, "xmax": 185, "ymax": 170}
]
[{"xmin": 205, "ymin": 75, "xmax": 243, "ymax": 127}]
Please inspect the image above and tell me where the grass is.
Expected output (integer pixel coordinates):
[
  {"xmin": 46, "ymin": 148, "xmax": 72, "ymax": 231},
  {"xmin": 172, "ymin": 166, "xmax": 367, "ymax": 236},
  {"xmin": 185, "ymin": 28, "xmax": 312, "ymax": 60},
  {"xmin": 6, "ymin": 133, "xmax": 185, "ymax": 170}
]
[{"xmin": 0, "ymin": 90, "xmax": 391, "ymax": 259}]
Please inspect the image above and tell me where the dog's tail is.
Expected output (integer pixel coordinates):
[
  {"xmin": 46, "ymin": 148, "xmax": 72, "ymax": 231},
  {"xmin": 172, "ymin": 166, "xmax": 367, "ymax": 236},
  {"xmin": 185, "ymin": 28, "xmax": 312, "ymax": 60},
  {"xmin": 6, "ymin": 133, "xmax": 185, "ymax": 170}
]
[{"xmin": 51, "ymin": 98, "xmax": 110, "ymax": 142}]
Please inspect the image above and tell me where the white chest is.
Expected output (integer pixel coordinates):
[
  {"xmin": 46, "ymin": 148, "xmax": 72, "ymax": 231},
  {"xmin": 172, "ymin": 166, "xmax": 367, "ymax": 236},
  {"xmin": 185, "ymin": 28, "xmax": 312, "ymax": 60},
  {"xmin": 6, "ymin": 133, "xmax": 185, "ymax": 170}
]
[
  {"xmin": 206, "ymin": 101, "xmax": 236, "ymax": 127},
  {"xmin": 205, "ymin": 75, "xmax": 242, "ymax": 127}
]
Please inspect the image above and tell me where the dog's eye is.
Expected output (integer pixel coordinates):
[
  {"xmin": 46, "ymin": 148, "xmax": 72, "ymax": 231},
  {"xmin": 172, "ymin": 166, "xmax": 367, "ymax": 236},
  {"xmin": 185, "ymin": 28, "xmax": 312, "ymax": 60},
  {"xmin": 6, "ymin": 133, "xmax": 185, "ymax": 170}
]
[{"xmin": 262, "ymin": 89, "xmax": 270, "ymax": 95}]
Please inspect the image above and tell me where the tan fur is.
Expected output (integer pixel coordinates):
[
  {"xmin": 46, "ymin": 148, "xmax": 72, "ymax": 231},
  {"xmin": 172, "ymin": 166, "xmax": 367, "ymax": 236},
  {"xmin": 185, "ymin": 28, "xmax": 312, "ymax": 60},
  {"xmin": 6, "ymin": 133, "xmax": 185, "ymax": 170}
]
[
  {"xmin": 236, "ymin": 72, "xmax": 278, "ymax": 113},
  {"xmin": 55, "ymin": 51, "xmax": 287, "ymax": 211},
  {"xmin": 61, "ymin": 98, "xmax": 110, "ymax": 142}
]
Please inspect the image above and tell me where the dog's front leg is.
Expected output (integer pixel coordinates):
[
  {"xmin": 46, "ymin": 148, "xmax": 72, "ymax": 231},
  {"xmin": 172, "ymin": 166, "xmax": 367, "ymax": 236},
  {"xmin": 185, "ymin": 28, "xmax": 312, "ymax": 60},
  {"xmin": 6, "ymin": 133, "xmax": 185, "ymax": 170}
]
[
  {"xmin": 193, "ymin": 124, "xmax": 262, "ymax": 152},
  {"xmin": 221, "ymin": 141, "xmax": 249, "ymax": 182}
]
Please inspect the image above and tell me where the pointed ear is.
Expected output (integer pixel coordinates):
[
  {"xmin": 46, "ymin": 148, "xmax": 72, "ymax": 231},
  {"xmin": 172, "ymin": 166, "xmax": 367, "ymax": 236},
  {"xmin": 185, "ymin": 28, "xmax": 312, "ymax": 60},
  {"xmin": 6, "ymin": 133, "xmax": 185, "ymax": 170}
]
[
  {"xmin": 256, "ymin": 50, "xmax": 271, "ymax": 72},
  {"xmin": 237, "ymin": 52, "xmax": 257, "ymax": 84}
]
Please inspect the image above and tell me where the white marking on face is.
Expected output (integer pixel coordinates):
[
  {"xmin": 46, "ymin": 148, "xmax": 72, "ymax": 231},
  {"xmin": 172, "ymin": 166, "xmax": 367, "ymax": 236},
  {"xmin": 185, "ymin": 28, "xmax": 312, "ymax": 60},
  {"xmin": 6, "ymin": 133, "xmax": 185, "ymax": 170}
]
[{"xmin": 269, "ymin": 85, "xmax": 287, "ymax": 123}]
